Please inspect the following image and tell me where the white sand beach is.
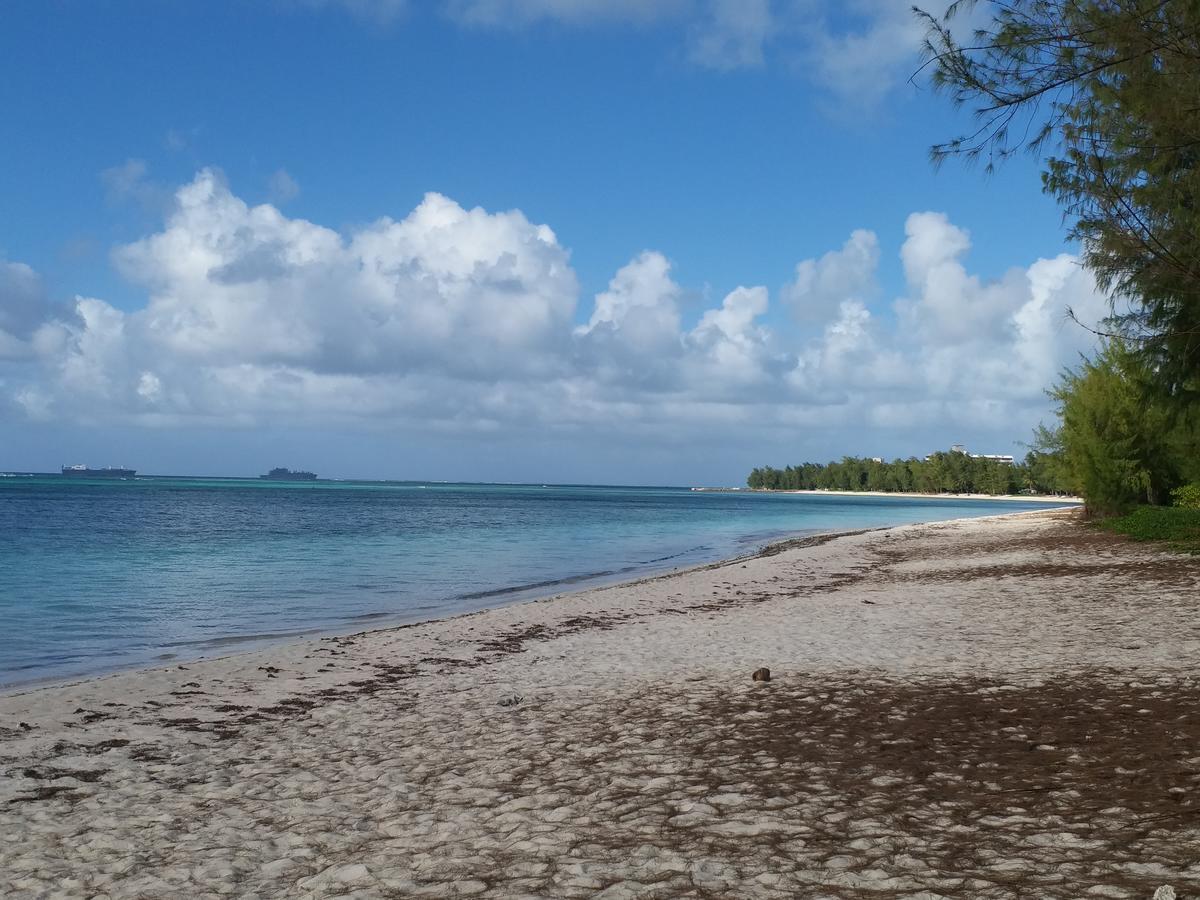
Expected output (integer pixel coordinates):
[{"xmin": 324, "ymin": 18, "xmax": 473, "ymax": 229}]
[{"xmin": 2, "ymin": 508, "xmax": 1198, "ymax": 898}]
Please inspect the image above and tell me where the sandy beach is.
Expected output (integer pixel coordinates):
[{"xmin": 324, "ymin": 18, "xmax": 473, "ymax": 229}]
[{"xmin": 3, "ymin": 508, "xmax": 1199, "ymax": 899}]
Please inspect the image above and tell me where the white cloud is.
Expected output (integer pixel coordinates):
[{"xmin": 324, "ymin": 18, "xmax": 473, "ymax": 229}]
[
  {"xmin": 444, "ymin": 0, "xmax": 957, "ymax": 91},
  {"xmin": 579, "ymin": 252, "xmax": 681, "ymax": 345},
  {"xmin": 794, "ymin": 0, "xmax": 929, "ymax": 110},
  {"xmin": 896, "ymin": 211, "xmax": 1019, "ymax": 343},
  {"xmin": 101, "ymin": 158, "xmax": 172, "ymax": 214},
  {"xmin": 687, "ymin": 285, "xmax": 777, "ymax": 387},
  {"xmin": 296, "ymin": 0, "xmax": 952, "ymax": 91},
  {"xmin": 687, "ymin": 0, "xmax": 773, "ymax": 70},
  {"xmin": 1, "ymin": 171, "xmax": 1108, "ymax": 455},
  {"xmin": 268, "ymin": 168, "xmax": 301, "ymax": 205},
  {"xmin": 109, "ymin": 170, "xmax": 577, "ymax": 384},
  {"xmin": 0, "ymin": 261, "xmax": 76, "ymax": 361},
  {"xmin": 446, "ymin": 0, "xmax": 775, "ymax": 71},
  {"xmin": 572, "ymin": 251, "xmax": 685, "ymax": 392},
  {"xmin": 0, "ymin": 261, "xmax": 48, "ymax": 355},
  {"xmin": 445, "ymin": 0, "xmax": 689, "ymax": 27},
  {"xmin": 887, "ymin": 210, "xmax": 1105, "ymax": 409},
  {"xmin": 782, "ymin": 227, "xmax": 879, "ymax": 323}
]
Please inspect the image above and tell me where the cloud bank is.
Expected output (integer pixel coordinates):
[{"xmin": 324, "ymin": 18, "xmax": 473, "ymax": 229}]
[
  {"xmin": 296, "ymin": 0, "xmax": 944, "ymax": 99},
  {"xmin": 1, "ymin": 170, "xmax": 1106, "ymax": 450}
]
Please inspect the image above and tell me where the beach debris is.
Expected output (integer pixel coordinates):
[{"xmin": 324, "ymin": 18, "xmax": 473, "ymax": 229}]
[
  {"xmin": 498, "ymin": 694, "xmax": 524, "ymax": 708},
  {"xmin": 73, "ymin": 708, "xmax": 110, "ymax": 724},
  {"xmin": 18, "ymin": 722, "xmax": 33, "ymax": 731},
  {"xmin": 1152, "ymin": 887, "xmax": 1176, "ymax": 900},
  {"xmin": 752, "ymin": 668, "xmax": 771, "ymax": 683},
  {"xmin": 862, "ymin": 599, "xmax": 877, "ymax": 605}
]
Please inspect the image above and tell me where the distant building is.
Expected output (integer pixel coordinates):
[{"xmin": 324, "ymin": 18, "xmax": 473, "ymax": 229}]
[
  {"xmin": 870, "ymin": 457, "xmax": 883, "ymax": 464},
  {"xmin": 973, "ymin": 453, "xmax": 1015, "ymax": 464},
  {"xmin": 931, "ymin": 445, "xmax": 1014, "ymax": 464}
]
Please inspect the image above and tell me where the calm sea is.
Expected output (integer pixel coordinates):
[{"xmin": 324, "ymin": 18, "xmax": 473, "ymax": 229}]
[{"xmin": 0, "ymin": 475, "xmax": 1069, "ymax": 687}]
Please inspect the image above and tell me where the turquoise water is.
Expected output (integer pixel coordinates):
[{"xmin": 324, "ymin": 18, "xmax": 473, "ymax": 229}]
[{"xmin": 0, "ymin": 475, "xmax": 1070, "ymax": 686}]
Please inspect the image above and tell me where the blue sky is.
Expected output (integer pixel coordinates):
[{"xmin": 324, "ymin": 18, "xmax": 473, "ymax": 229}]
[{"xmin": 0, "ymin": 1, "xmax": 1103, "ymax": 484}]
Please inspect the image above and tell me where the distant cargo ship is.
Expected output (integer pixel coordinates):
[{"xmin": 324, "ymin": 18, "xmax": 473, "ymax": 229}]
[
  {"xmin": 61, "ymin": 465, "xmax": 136, "ymax": 478},
  {"xmin": 260, "ymin": 467, "xmax": 318, "ymax": 481}
]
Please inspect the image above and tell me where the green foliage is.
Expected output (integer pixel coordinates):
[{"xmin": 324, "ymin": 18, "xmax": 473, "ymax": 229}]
[
  {"xmin": 921, "ymin": 0, "xmax": 1200, "ymax": 397},
  {"xmin": 1097, "ymin": 505, "xmax": 1200, "ymax": 554},
  {"xmin": 746, "ymin": 450, "xmax": 1062, "ymax": 496},
  {"xmin": 1174, "ymin": 483, "xmax": 1200, "ymax": 510},
  {"xmin": 1043, "ymin": 341, "xmax": 1199, "ymax": 514},
  {"xmin": 918, "ymin": 3, "xmax": 1200, "ymax": 515}
]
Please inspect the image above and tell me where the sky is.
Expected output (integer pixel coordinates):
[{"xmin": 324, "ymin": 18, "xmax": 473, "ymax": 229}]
[{"xmin": 0, "ymin": 0, "xmax": 1108, "ymax": 484}]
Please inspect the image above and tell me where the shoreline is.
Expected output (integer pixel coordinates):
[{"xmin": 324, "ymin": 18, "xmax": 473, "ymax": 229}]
[
  {"xmin": 6, "ymin": 510, "xmax": 1045, "ymax": 703},
  {"xmin": 1, "ymin": 496, "xmax": 1071, "ymax": 695},
  {"xmin": 0, "ymin": 504, "xmax": 1070, "ymax": 700},
  {"xmin": 5, "ymin": 508, "xmax": 1199, "ymax": 897},
  {"xmin": 0, "ymin": 523, "xmax": 861, "ymax": 698},
  {"xmin": 0, "ymin": 526, "xmax": 834, "ymax": 697},
  {"xmin": 779, "ymin": 488, "xmax": 1083, "ymax": 503}
]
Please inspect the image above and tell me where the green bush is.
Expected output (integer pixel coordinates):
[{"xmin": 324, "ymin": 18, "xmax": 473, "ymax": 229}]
[
  {"xmin": 1043, "ymin": 341, "xmax": 1199, "ymax": 515},
  {"xmin": 1174, "ymin": 483, "xmax": 1200, "ymax": 510},
  {"xmin": 1098, "ymin": 506, "xmax": 1200, "ymax": 554}
]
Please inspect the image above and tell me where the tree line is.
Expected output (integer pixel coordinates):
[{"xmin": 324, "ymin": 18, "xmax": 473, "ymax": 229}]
[
  {"xmin": 751, "ymin": 3, "xmax": 1200, "ymax": 516},
  {"xmin": 747, "ymin": 450, "xmax": 1069, "ymax": 496},
  {"xmin": 917, "ymin": 0, "xmax": 1200, "ymax": 517}
]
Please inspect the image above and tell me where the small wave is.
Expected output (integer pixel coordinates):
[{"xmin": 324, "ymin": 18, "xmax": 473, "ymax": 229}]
[
  {"xmin": 457, "ymin": 569, "xmax": 617, "ymax": 601},
  {"xmin": 641, "ymin": 545, "xmax": 709, "ymax": 564},
  {"xmin": 159, "ymin": 627, "xmax": 325, "ymax": 650},
  {"xmin": 734, "ymin": 528, "xmax": 823, "ymax": 546},
  {"xmin": 341, "ymin": 611, "xmax": 391, "ymax": 622}
]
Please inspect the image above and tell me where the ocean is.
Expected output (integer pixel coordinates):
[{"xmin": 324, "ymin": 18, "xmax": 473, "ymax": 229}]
[{"xmin": 0, "ymin": 475, "xmax": 1069, "ymax": 687}]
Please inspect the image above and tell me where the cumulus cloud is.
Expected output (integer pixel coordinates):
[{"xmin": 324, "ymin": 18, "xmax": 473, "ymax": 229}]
[
  {"xmin": 577, "ymin": 251, "xmax": 682, "ymax": 359},
  {"xmin": 782, "ymin": 228, "xmax": 879, "ymax": 323},
  {"xmin": 0, "ymin": 262, "xmax": 50, "ymax": 355},
  {"xmin": 0, "ymin": 171, "xmax": 1108, "ymax": 450},
  {"xmin": 890, "ymin": 211, "xmax": 1106, "ymax": 410},
  {"xmin": 107, "ymin": 169, "xmax": 577, "ymax": 385},
  {"xmin": 0, "ymin": 261, "xmax": 76, "ymax": 361},
  {"xmin": 896, "ymin": 211, "xmax": 1019, "ymax": 343},
  {"xmin": 686, "ymin": 285, "xmax": 785, "ymax": 391}
]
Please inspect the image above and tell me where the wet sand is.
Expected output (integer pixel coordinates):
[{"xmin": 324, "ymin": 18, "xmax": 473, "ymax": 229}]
[{"xmin": 2, "ymin": 508, "xmax": 1198, "ymax": 899}]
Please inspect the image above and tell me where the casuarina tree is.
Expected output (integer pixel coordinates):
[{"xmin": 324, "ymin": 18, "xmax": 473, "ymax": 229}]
[{"xmin": 919, "ymin": 0, "xmax": 1200, "ymax": 399}]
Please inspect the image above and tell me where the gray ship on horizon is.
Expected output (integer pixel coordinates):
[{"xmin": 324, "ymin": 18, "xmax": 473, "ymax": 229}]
[
  {"xmin": 260, "ymin": 467, "xmax": 318, "ymax": 481},
  {"xmin": 61, "ymin": 465, "xmax": 136, "ymax": 478}
]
